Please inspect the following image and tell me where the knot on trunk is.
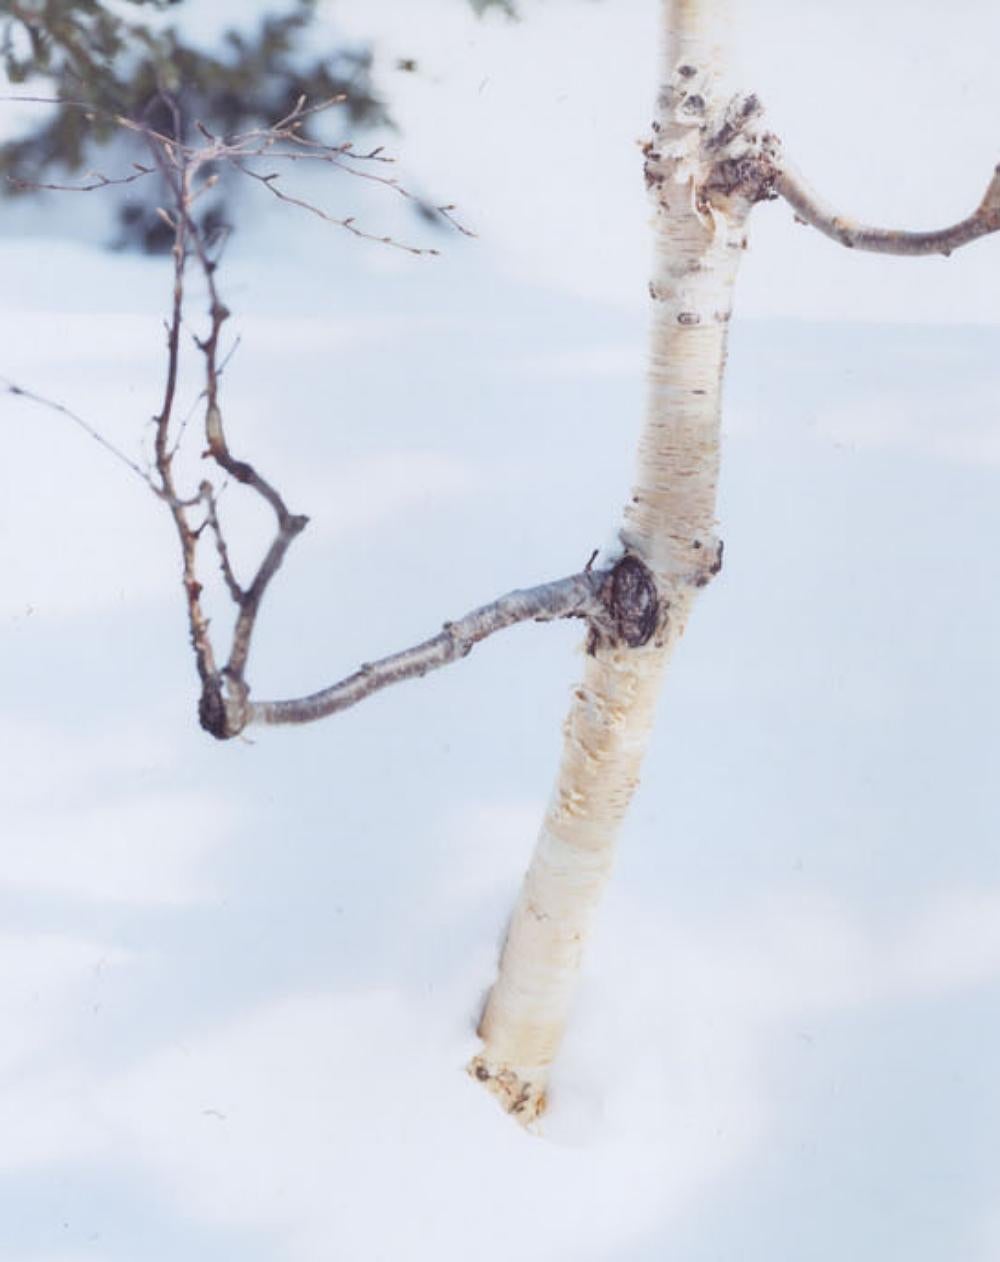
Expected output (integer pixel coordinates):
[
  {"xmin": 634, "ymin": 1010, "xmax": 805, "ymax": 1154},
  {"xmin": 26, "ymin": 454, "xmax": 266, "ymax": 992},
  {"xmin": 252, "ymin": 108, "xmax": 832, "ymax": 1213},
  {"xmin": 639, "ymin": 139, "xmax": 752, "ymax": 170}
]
[
  {"xmin": 702, "ymin": 128, "xmax": 782, "ymax": 206},
  {"xmin": 588, "ymin": 555, "xmax": 660, "ymax": 653},
  {"xmin": 198, "ymin": 673, "xmax": 250, "ymax": 740},
  {"xmin": 607, "ymin": 555, "xmax": 659, "ymax": 646},
  {"xmin": 647, "ymin": 68, "xmax": 782, "ymax": 212}
]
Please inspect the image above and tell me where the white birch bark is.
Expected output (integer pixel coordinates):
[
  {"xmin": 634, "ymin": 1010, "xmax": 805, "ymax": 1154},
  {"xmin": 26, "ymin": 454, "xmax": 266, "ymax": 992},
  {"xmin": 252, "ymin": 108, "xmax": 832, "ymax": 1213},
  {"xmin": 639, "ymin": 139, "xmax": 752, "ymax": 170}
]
[{"xmin": 470, "ymin": 0, "xmax": 767, "ymax": 1123}]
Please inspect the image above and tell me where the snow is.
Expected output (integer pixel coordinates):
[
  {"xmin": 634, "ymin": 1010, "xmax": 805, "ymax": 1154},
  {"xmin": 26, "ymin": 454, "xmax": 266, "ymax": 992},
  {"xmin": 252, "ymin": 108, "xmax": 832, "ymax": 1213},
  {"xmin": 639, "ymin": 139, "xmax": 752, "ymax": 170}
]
[{"xmin": 2, "ymin": 2, "xmax": 1000, "ymax": 1260}]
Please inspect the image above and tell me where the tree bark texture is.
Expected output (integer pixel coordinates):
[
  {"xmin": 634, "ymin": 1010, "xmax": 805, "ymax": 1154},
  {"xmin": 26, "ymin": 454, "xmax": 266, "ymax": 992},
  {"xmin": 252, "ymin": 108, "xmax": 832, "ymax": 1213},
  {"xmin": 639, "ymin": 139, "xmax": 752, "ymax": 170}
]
[{"xmin": 470, "ymin": 0, "xmax": 765, "ymax": 1122}]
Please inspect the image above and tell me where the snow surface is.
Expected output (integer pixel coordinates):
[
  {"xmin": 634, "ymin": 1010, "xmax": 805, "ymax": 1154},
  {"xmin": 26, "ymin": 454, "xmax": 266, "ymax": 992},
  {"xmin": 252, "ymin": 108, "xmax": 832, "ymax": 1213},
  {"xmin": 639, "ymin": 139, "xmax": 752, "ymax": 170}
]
[{"xmin": 2, "ymin": 2, "xmax": 1000, "ymax": 1260}]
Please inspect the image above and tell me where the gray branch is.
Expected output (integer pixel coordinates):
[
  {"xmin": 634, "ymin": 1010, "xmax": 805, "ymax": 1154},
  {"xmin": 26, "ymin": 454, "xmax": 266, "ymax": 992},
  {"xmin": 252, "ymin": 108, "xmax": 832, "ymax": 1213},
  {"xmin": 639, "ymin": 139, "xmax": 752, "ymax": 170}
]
[
  {"xmin": 245, "ymin": 569, "xmax": 612, "ymax": 729},
  {"xmin": 773, "ymin": 160, "xmax": 1000, "ymax": 256}
]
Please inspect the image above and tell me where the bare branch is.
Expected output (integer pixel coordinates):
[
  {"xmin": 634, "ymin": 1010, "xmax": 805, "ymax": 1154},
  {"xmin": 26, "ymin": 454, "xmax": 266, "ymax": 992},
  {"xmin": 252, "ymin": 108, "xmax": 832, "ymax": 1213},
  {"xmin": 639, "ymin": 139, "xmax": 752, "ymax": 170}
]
[
  {"xmin": 2, "ymin": 93, "xmax": 471, "ymax": 252},
  {"xmin": 773, "ymin": 160, "xmax": 1000, "ymax": 256},
  {"xmin": 198, "ymin": 480, "xmax": 244, "ymax": 604},
  {"xmin": 6, "ymin": 164, "xmax": 155, "ymax": 193},
  {"xmin": 2, "ymin": 94, "xmax": 476, "ymax": 739},
  {"xmin": 1, "ymin": 375, "xmax": 152, "ymax": 484},
  {"xmin": 271, "ymin": 92, "xmax": 348, "ymax": 131},
  {"xmin": 196, "ymin": 293, "xmax": 309, "ymax": 687},
  {"xmin": 235, "ymin": 163, "xmax": 441, "ymax": 256},
  {"xmin": 134, "ymin": 130, "xmax": 229, "ymax": 715},
  {"xmin": 246, "ymin": 569, "xmax": 613, "ymax": 729},
  {"xmin": 434, "ymin": 203, "xmax": 477, "ymax": 238},
  {"xmin": 226, "ymin": 497, "xmax": 309, "ymax": 680}
]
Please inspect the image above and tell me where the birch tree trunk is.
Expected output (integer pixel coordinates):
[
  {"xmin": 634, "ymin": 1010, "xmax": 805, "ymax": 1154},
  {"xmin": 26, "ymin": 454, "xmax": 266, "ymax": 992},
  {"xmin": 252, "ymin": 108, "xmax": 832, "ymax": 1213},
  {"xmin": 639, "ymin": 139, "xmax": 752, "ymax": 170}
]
[{"xmin": 470, "ymin": 0, "xmax": 769, "ymax": 1122}]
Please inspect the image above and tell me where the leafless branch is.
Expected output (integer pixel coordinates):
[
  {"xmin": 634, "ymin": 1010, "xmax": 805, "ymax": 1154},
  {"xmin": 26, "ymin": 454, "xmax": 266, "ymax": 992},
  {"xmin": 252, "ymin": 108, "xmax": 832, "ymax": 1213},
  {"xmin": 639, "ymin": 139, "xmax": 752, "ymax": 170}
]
[
  {"xmin": 235, "ymin": 163, "xmax": 441, "ymax": 255},
  {"xmin": 3, "ymin": 91, "xmax": 474, "ymax": 251},
  {"xmin": 246, "ymin": 569, "xmax": 613, "ymax": 728},
  {"xmin": 434, "ymin": 203, "xmax": 477, "ymax": 238},
  {"xmin": 194, "ymin": 271, "xmax": 310, "ymax": 688},
  {"xmin": 199, "ymin": 480, "xmax": 244, "ymax": 604},
  {"xmin": 773, "ymin": 159, "xmax": 1000, "ymax": 256},
  {"xmin": 271, "ymin": 92, "xmax": 348, "ymax": 131},
  {"xmin": 1, "ymin": 375, "xmax": 152, "ymax": 484},
  {"xmin": 6, "ymin": 163, "xmax": 155, "ymax": 193},
  {"xmin": 2, "ymin": 91, "xmax": 484, "ymax": 739},
  {"xmin": 143, "ymin": 149, "xmax": 226, "ymax": 721}
]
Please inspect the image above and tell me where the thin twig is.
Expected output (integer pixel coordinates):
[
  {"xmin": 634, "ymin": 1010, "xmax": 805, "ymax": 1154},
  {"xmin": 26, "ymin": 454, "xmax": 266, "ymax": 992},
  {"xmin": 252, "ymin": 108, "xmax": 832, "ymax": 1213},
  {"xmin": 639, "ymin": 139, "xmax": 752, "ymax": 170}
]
[
  {"xmin": 7, "ymin": 164, "xmax": 155, "ymax": 193},
  {"xmin": 152, "ymin": 131, "xmax": 312, "ymax": 699},
  {"xmin": 4, "ymin": 93, "xmax": 470, "ymax": 251},
  {"xmin": 1, "ymin": 376, "xmax": 152, "ymax": 484},
  {"xmin": 266, "ymin": 134, "xmax": 394, "ymax": 163},
  {"xmin": 199, "ymin": 480, "xmax": 244, "ymax": 603},
  {"xmin": 434, "ymin": 203, "xmax": 477, "ymax": 238},
  {"xmin": 140, "ymin": 127, "xmax": 225, "ymax": 710},
  {"xmin": 168, "ymin": 388, "xmax": 206, "ymax": 461},
  {"xmin": 236, "ymin": 163, "xmax": 441, "ymax": 255},
  {"xmin": 271, "ymin": 92, "xmax": 348, "ymax": 130},
  {"xmin": 168, "ymin": 334, "xmax": 239, "ymax": 460}
]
